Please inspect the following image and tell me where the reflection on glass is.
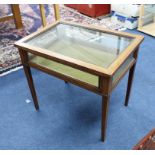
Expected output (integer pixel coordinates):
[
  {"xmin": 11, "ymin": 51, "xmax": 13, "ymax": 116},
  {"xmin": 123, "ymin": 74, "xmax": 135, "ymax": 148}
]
[
  {"xmin": 144, "ymin": 4, "xmax": 155, "ymax": 14},
  {"xmin": 143, "ymin": 5, "xmax": 155, "ymax": 26},
  {"xmin": 25, "ymin": 23, "xmax": 133, "ymax": 68}
]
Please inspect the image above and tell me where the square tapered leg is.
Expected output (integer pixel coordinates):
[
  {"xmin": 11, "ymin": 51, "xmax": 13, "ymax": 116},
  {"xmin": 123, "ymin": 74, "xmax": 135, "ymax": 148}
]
[{"xmin": 101, "ymin": 95, "xmax": 110, "ymax": 141}]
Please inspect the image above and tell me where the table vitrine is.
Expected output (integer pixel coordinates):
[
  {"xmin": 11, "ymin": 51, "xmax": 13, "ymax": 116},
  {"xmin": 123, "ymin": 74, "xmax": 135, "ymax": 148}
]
[
  {"xmin": 138, "ymin": 4, "xmax": 155, "ymax": 37},
  {"xmin": 15, "ymin": 20, "xmax": 144, "ymax": 142}
]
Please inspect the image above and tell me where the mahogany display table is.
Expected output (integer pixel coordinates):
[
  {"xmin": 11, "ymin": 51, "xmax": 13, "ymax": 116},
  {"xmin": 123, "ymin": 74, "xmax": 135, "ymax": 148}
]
[{"xmin": 15, "ymin": 20, "xmax": 144, "ymax": 142}]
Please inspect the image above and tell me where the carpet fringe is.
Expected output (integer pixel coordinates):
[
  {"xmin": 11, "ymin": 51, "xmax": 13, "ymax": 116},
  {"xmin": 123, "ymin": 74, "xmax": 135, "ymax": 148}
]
[{"xmin": 0, "ymin": 66, "xmax": 23, "ymax": 77}]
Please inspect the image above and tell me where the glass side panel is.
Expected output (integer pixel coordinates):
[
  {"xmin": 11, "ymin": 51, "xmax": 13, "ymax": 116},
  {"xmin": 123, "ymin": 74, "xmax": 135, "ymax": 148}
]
[
  {"xmin": 144, "ymin": 4, "xmax": 155, "ymax": 14},
  {"xmin": 25, "ymin": 23, "xmax": 133, "ymax": 68},
  {"xmin": 141, "ymin": 5, "xmax": 155, "ymax": 27},
  {"xmin": 112, "ymin": 54, "xmax": 135, "ymax": 84},
  {"xmin": 138, "ymin": 5, "xmax": 155, "ymax": 37},
  {"xmin": 28, "ymin": 54, "xmax": 99, "ymax": 87}
]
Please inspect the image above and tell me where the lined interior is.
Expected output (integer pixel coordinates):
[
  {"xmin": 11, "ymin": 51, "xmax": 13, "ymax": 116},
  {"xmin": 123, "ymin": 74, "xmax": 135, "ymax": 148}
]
[{"xmin": 28, "ymin": 54, "xmax": 135, "ymax": 87}]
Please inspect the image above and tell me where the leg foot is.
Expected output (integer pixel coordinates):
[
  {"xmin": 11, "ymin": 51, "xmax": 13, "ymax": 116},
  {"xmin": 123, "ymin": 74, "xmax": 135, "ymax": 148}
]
[
  {"xmin": 23, "ymin": 65, "xmax": 39, "ymax": 110},
  {"xmin": 101, "ymin": 95, "xmax": 110, "ymax": 142}
]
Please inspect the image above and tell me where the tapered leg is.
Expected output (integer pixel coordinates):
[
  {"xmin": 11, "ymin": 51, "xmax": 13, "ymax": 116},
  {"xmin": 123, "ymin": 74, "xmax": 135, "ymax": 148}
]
[
  {"xmin": 11, "ymin": 4, "xmax": 23, "ymax": 29},
  {"xmin": 125, "ymin": 64, "xmax": 136, "ymax": 106},
  {"xmin": 23, "ymin": 65, "xmax": 39, "ymax": 110},
  {"xmin": 53, "ymin": 4, "xmax": 60, "ymax": 20},
  {"xmin": 39, "ymin": 4, "xmax": 47, "ymax": 27},
  {"xmin": 101, "ymin": 95, "xmax": 110, "ymax": 142}
]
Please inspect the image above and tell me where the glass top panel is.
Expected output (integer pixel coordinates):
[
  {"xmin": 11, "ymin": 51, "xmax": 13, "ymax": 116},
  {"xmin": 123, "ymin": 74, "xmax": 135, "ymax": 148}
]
[{"xmin": 25, "ymin": 23, "xmax": 133, "ymax": 68}]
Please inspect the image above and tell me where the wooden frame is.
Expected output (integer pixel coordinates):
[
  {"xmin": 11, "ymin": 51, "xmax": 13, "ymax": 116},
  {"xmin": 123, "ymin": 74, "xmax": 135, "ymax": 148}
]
[
  {"xmin": 138, "ymin": 4, "xmax": 155, "ymax": 37},
  {"xmin": 0, "ymin": 4, "xmax": 23, "ymax": 29},
  {"xmin": 15, "ymin": 20, "xmax": 144, "ymax": 142}
]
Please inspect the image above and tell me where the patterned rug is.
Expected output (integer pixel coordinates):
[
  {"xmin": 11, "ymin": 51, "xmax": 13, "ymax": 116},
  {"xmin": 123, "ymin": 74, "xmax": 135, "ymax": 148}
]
[{"xmin": 0, "ymin": 4, "xmax": 124, "ymax": 75}]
